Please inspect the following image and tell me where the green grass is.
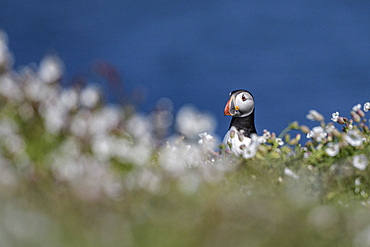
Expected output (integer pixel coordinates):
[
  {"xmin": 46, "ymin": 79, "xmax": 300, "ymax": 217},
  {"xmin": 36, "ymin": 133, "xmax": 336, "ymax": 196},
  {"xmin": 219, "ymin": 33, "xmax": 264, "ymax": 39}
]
[
  {"xmin": 1, "ymin": 39, "xmax": 370, "ymax": 246},
  {"xmin": 3, "ymin": 163, "xmax": 370, "ymax": 247}
]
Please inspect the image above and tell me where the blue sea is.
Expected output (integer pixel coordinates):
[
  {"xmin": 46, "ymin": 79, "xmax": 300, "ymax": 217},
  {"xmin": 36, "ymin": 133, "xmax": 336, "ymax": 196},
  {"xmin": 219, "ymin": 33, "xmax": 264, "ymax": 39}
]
[{"xmin": 1, "ymin": 0, "xmax": 370, "ymax": 139}]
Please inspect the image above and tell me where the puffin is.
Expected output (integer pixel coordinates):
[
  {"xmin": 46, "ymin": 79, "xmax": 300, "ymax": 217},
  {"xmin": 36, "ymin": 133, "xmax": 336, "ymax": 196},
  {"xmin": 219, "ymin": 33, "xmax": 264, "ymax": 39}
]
[{"xmin": 222, "ymin": 89, "xmax": 257, "ymax": 155}]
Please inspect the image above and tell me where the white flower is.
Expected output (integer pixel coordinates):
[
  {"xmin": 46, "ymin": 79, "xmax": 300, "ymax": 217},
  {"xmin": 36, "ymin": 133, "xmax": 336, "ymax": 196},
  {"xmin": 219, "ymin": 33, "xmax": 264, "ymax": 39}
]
[
  {"xmin": 241, "ymin": 133, "xmax": 263, "ymax": 159},
  {"xmin": 38, "ymin": 55, "xmax": 63, "ymax": 83},
  {"xmin": 70, "ymin": 111, "xmax": 89, "ymax": 137},
  {"xmin": 198, "ymin": 132, "xmax": 215, "ymax": 144},
  {"xmin": 198, "ymin": 132, "xmax": 218, "ymax": 150},
  {"xmin": 325, "ymin": 125, "xmax": 335, "ymax": 135},
  {"xmin": 126, "ymin": 114, "xmax": 152, "ymax": 141},
  {"xmin": 43, "ymin": 105, "xmax": 67, "ymax": 134},
  {"xmin": 325, "ymin": 142, "xmax": 339, "ymax": 157},
  {"xmin": 176, "ymin": 106, "xmax": 215, "ymax": 140},
  {"xmin": 250, "ymin": 133, "xmax": 265, "ymax": 145},
  {"xmin": 0, "ymin": 75, "xmax": 23, "ymax": 101},
  {"xmin": 352, "ymin": 104, "xmax": 362, "ymax": 112},
  {"xmin": 331, "ymin": 112, "xmax": 339, "ymax": 122},
  {"xmin": 23, "ymin": 79, "xmax": 42, "ymax": 102},
  {"xmin": 284, "ymin": 167, "xmax": 299, "ymax": 180},
  {"xmin": 262, "ymin": 129, "xmax": 271, "ymax": 143},
  {"xmin": 242, "ymin": 144, "xmax": 257, "ymax": 159},
  {"xmin": 307, "ymin": 126, "xmax": 327, "ymax": 142},
  {"xmin": 198, "ymin": 132, "xmax": 213, "ymax": 144},
  {"xmin": 364, "ymin": 102, "xmax": 370, "ymax": 112},
  {"xmin": 276, "ymin": 138, "xmax": 284, "ymax": 146},
  {"xmin": 306, "ymin": 131, "xmax": 313, "ymax": 139},
  {"xmin": 303, "ymin": 151, "xmax": 311, "ymax": 159},
  {"xmin": 159, "ymin": 143, "xmax": 200, "ymax": 176},
  {"xmin": 60, "ymin": 88, "xmax": 78, "ymax": 110},
  {"xmin": 355, "ymin": 178, "xmax": 361, "ymax": 187},
  {"xmin": 91, "ymin": 135, "xmax": 113, "ymax": 161},
  {"xmin": 306, "ymin": 110, "xmax": 324, "ymax": 122},
  {"xmin": 80, "ymin": 86, "xmax": 100, "ymax": 108},
  {"xmin": 90, "ymin": 106, "xmax": 122, "ymax": 137},
  {"xmin": 345, "ymin": 129, "xmax": 363, "ymax": 147},
  {"xmin": 353, "ymin": 154, "xmax": 368, "ymax": 171}
]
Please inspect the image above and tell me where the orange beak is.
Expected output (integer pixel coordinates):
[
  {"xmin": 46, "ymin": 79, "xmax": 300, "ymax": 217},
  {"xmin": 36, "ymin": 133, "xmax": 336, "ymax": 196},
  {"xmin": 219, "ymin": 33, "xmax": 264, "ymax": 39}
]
[{"xmin": 224, "ymin": 95, "xmax": 236, "ymax": 116}]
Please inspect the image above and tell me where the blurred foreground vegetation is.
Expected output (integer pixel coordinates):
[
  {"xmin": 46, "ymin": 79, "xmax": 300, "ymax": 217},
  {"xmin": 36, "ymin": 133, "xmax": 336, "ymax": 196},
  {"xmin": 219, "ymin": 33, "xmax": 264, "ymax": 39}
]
[{"xmin": 1, "ymin": 31, "xmax": 370, "ymax": 247}]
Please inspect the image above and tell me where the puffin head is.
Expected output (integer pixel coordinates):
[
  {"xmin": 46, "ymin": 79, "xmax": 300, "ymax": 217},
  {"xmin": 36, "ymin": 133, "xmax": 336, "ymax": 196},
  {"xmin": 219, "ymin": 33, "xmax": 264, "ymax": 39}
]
[{"xmin": 224, "ymin": 89, "xmax": 254, "ymax": 118}]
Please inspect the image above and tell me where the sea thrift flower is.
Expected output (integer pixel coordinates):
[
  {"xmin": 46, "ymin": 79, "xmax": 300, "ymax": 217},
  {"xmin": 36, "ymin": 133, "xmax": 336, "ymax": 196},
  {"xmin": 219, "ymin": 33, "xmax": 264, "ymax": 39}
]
[
  {"xmin": 331, "ymin": 112, "xmax": 339, "ymax": 122},
  {"xmin": 306, "ymin": 110, "xmax": 324, "ymax": 122},
  {"xmin": 345, "ymin": 129, "xmax": 363, "ymax": 147},
  {"xmin": 353, "ymin": 154, "xmax": 368, "ymax": 171},
  {"xmin": 364, "ymin": 102, "xmax": 370, "ymax": 112}
]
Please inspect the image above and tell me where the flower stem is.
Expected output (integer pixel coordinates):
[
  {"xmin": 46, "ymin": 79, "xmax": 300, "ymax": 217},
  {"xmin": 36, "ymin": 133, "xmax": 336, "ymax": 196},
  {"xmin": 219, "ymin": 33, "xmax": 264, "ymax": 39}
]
[{"xmin": 278, "ymin": 125, "xmax": 292, "ymax": 139}]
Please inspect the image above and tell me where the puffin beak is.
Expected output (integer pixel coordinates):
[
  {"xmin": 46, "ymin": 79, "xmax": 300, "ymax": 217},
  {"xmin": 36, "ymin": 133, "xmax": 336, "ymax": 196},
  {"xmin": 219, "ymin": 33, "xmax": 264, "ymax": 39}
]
[{"xmin": 224, "ymin": 95, "xmax": 236, "ymax": 116}]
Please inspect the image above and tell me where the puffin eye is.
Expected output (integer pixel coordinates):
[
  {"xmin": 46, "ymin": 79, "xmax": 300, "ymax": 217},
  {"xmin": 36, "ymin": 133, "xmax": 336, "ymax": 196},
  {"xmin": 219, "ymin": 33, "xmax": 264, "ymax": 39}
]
[{"xmin": 242, "ymin": 94, "xmax": 247, "ymax": 101}]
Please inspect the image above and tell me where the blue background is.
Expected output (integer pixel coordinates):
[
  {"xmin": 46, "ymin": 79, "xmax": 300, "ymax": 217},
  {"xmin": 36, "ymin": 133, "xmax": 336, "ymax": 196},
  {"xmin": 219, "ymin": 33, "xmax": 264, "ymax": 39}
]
[{"xmin": 1, "ymin": 0, "xmax": 370, "ymax": 139}]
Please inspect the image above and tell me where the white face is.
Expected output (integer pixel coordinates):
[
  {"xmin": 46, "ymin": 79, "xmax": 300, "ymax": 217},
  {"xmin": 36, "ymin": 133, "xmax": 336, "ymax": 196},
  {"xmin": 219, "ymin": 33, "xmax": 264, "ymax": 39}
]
[{"xmin": 234, "ymin": 91, "xmax": 254, "ymax": 117}]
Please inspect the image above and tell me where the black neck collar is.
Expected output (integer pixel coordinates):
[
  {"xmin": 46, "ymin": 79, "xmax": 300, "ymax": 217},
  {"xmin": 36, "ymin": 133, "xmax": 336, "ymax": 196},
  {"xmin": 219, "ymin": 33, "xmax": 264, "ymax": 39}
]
[{"xmin": 228, "ymin": 110, "xmax": 257, "ymax": 137}]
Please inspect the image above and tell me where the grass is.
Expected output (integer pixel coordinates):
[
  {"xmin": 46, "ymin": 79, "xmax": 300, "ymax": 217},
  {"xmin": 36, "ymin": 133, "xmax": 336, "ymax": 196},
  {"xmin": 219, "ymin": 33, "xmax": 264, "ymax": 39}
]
[
  {"xmin": 1, "ymin": 33, "xmax": 370, "ymax": 246},
  {"xmin": 3, "ymin": 162, "xmax": 370, "ymax": 247}
]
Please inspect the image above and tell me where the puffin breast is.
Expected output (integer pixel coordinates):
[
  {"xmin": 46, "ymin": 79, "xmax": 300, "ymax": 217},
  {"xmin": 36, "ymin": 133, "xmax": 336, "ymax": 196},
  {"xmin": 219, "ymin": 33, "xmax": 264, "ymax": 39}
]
[{"xmin": 223, "ymin": 126, "xmax": 252, "ymax": 156}]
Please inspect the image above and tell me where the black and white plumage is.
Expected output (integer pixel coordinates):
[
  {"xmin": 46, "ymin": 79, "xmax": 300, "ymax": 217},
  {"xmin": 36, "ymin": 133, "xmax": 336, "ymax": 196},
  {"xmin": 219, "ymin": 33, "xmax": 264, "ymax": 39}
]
[{"xmin": 223, "ymin": 89, "xmax": 257, "ymax": 155}]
